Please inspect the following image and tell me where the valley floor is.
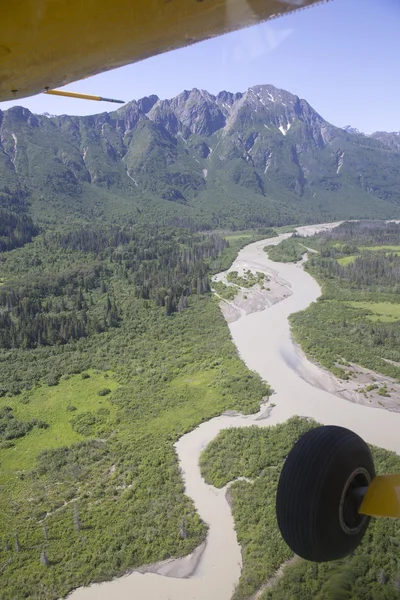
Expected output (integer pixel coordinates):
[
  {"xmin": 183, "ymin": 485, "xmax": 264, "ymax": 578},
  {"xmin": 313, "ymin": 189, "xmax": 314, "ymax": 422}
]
[{"xmin": 66, "ymin": 224, "xmax": 400, "ymax": 600}]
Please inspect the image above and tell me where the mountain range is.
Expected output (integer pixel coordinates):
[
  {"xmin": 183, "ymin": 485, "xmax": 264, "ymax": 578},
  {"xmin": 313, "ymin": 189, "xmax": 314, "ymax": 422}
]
[{"xmin": 1, "ymin": 84, "xmax": 400, "ymax": 230}]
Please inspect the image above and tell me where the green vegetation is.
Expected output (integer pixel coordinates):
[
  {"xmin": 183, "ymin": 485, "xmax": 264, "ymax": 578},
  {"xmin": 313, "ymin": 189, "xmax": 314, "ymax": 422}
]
[
  {"xmin": 337, "ymin": 254, "xmax": 357, "ymax": 265},
  {"xmin": 0, "ymin": 372, "xmax": 118, "ymax": 472},
  {"xmin": 266, "ymin": 237, "xmax": 308, "ymax": 263},
  {"xmin": 290, "ymin": 221, "xmax": 400, "ymax": 380},
  {"xmin": 221, "ymin": 229, "xmax": 276, "ymax": 247},
  {"xmin": 224, "ymin": 233, "xmax": 253, "ymax": 241},
  {"xmin": 200, "ymin": 418, "xmax": 400, "ymax": 600},
  {"xmin": 346, "ymin": 301, "xmax": 400, "ymax": 323},
  {"xmin": 275, "ymin": 225, "xmax": 298, "ymax": 234},
  {"xmin": 210, "ymin": 231, "xmax": 273, "ymax": 276},
  {"xmin": 0, "ymin": 191, "xmax": 39, "ymax": 252},
  {"xmin": 0, "ymin": 226, "xmax": 270, "ymax": 600},
  {"xmin": 378, "ymin": 385, "xmax": 390, "ymax": 397},
  {"xmin": 338, "ymin": 246, "xmax": 400, "ymax": 266},
  {"xmin": 226, "ymin": 270, "xmax": 267, "ymax": 288},
  {"xmin": 0, "ymin": 406, "xmax": 48, "ymax": 443},
  {"xmin": 221, "ymin": 229, "xmax": 275, "ymax": 242},
  {"xmin": 212, "ymin": 280, "xmax": 239, "ymax": 300},
  {"xmin": 263, "ymin": 520, "xmax": 400, "ymax": 600},
  {"xmin": 366, "ymin": 384, "xmax": 379, "ymax": 392},
  {"xmin": 212, "ymin": 268, "xmax": 268, "ymax": 301},
  {"xmin": 319, "ymin": 221, "xmax": 400, "ymax": 247},
  {"xmin": 254, "ymin": 228, "xmax": 278, "ymax": 239},
  {"xmin": 291, "ymin": 300, "xmax": 400, "ymax": 380},
  {"xmin": 366, "ymin": 245, "xmax": 400, "ymax": 252}
]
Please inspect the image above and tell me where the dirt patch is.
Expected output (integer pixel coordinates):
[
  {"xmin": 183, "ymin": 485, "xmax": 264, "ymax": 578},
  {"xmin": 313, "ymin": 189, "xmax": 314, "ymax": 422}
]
[
  {"xmin": 134, "ymin": 542, "xmax": 206, "ymax": 579},
  {"xmin": 218, "ymin": 299, "xmax": 243, "ymax": 324},
  {"xmin": 335, "ymin": 362, "xmax": 400, "ymax": 412}
]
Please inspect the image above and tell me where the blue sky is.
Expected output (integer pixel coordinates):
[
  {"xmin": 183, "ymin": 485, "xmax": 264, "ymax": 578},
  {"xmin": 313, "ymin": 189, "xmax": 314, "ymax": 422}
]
[{"xmin": 2, "ymin": 0, "xmax": 399, "ymax": 133}]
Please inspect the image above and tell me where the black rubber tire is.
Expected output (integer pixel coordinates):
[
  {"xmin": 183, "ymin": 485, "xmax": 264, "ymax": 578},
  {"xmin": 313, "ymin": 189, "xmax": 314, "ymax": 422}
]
[{"xmin": 276, "ymin": 425, "xmax": 375, "ymax": 562}]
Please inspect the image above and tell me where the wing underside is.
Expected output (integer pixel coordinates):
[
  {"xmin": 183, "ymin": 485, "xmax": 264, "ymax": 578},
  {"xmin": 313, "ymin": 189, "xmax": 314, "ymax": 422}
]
[{"xmin": 1, "ymin": 0, "xmax": 324, "ymax": 102}]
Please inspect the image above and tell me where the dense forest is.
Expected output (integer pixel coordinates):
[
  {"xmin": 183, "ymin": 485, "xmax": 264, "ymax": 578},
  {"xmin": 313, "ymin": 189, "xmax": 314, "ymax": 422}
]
[
  {"xmin": 0, "ymin": 189, "xmax": 39, "ymax": 252},
  {"xmin": 0, "ymin": 226, "xmax": 229, "ymax": 352},
  {"xmin": 200, "ymin": 418, "xmax": 400, "ymax": 600},
  {"xmin": 286, "ymin": 221, "xmax": 400, "ymax": 381},
  {"xmin": 312, "ymin": 251, "xmax": 400, "ymax": 291},
  {"xmin": 0, "ymin": 209, "xmax": 38, "ymax": 252},
  {"xmin": 0, "ymin": 223, "xmax": 271, "ymax": 599},
  {"xmin": 0, "ymin": 262, "xmax": 120, "ymax": 349},
  {"xmin": 318, "ymin": 220, "xmax": 400, "ymax": 246}
]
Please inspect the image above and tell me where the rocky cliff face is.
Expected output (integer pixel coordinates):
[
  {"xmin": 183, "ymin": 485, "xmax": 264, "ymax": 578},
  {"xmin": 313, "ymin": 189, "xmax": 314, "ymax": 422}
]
[{"xmin": 1, "ymin": 84, "xmax": 400, "ymax": 227}]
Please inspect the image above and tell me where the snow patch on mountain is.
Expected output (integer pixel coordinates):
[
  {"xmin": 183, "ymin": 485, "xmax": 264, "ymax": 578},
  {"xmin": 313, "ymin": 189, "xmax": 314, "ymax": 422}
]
[{"xmin": 279, "ymin": 122, "xmax": 292, "ymax": 136}]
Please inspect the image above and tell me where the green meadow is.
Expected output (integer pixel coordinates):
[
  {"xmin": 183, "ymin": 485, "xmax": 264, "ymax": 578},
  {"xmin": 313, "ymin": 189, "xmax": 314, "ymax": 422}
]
[{"xmin": 346, "ymin": 301, "xmax": 400, "ymax": 323}]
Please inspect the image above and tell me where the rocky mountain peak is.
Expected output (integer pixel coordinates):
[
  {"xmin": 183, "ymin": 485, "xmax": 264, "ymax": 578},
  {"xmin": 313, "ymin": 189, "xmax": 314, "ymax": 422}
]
[
  {"xmin": 149, "ymin": 88, "xmax": 226, "ymax": 137},
  {"xmin": 343, "ymin": 125, "xmax": 363, "ymax": 135},
  {"xmin": 137, "ymin": 94, "xmax": 159, "ymax": 114},
  {"xmin": 249, "ymin": 84, "xmax": 298, "ymax": 107},
  {"xmin": 216, "ymin": 90, "xmax": 243, "ymax": 108}
]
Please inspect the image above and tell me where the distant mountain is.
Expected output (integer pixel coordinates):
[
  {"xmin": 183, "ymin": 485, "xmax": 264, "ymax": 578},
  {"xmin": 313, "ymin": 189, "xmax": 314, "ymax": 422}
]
[
  {"xmin": 370, "ymin": 131, "xmax": 400, "ymax": 152},
  {"xmin": 1, "ymin": 84, "xmax": 400, "ymax": 230},
  {"xmin": 343, "ymin": 125, "xmax": 363, "ymax": 135}
]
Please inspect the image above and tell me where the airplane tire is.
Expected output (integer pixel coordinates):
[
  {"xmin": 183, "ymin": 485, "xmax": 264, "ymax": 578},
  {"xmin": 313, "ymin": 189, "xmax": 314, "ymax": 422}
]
[{"xmin": 276, "ymin": 425, "xmax": 375, "ymax": 562}]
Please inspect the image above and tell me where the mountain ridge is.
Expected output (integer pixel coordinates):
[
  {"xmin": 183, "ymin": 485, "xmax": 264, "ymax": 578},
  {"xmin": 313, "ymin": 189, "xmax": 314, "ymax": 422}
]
[{"xmin": 1, "ymin": 83, "xmax": 400, "ymax": 230}]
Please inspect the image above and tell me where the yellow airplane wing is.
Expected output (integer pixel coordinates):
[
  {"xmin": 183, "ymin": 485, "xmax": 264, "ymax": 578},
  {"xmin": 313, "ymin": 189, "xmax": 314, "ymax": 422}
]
[{"xmin": 1, "ymin": 0, "xmax": 323, "ymax": 103}]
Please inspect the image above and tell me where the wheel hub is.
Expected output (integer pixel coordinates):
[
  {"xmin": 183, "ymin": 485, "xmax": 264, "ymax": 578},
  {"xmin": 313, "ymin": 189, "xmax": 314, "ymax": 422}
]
[{"xmin": 339, "ymin": 467, "xmax": 371, "ymax": 535}]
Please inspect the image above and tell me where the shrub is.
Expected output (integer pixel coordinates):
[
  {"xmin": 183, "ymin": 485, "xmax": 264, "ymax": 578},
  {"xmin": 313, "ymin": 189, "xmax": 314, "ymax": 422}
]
[
  {"xmin": 70, "ymin": 412, "xmax": 97, "ymax": 435},
  {"xmin": 97, "ymin": 388, "xmax": 111, "ymax": 397},
  {"xmin": 378, "ymin": 386, "xmax": 390, "ymax": 397}
]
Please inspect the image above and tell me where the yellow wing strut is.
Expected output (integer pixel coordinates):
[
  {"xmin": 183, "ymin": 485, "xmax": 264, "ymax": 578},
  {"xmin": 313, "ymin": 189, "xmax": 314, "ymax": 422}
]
[
  {"xmin": 45, "ymin": 90, "xmax": 124, "ymax": 104},
  {"xmin": 360, "ymin": 474, "xmax": 400, "ymax": 519}
]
